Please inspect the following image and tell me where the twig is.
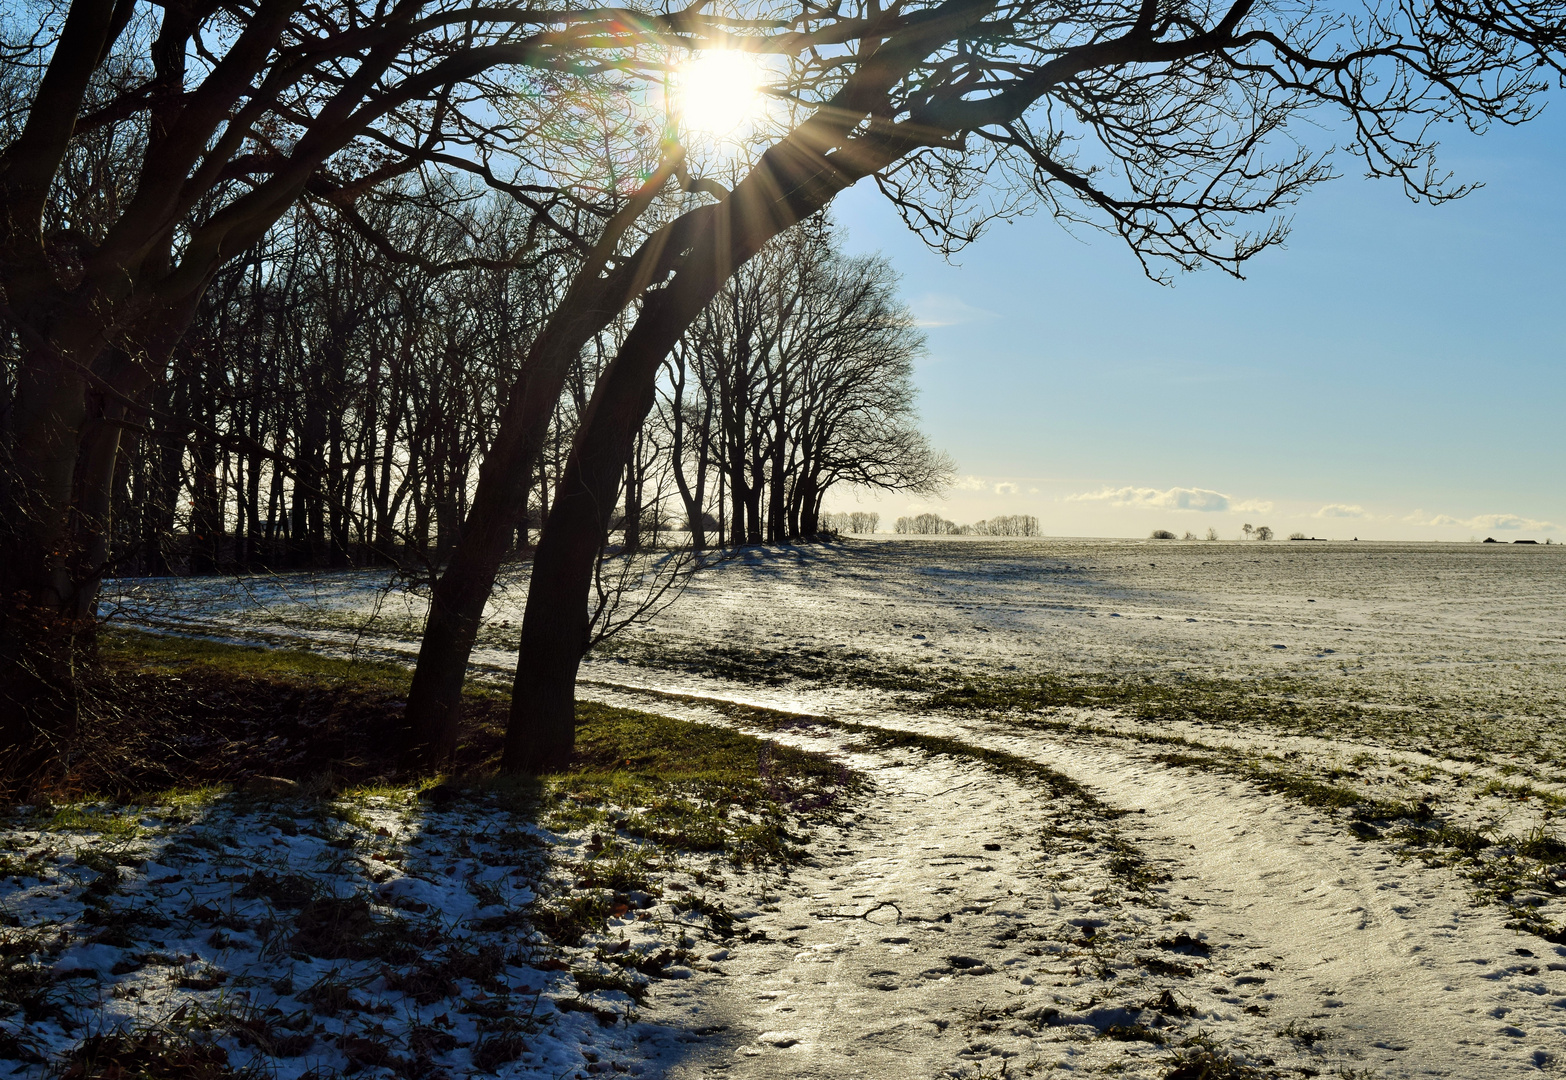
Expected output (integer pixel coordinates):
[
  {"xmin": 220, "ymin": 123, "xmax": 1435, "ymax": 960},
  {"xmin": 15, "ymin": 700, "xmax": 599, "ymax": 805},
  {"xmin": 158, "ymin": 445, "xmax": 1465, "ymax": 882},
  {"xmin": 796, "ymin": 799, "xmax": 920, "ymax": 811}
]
[{"xmin": 809, "ymin": 900, "xmax": 901, "ymax": 924}]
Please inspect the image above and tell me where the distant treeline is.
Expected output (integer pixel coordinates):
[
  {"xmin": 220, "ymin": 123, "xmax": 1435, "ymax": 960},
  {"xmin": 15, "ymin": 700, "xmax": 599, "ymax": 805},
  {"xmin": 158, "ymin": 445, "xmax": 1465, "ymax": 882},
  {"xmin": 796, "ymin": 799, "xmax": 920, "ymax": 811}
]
[
  {"xmin": 820, "ymin": 512, "xmax": 881, "ymax": 535},
  {"xmin": 894, "ymin": 513, "xmax": 1041, "ymax": 536}
]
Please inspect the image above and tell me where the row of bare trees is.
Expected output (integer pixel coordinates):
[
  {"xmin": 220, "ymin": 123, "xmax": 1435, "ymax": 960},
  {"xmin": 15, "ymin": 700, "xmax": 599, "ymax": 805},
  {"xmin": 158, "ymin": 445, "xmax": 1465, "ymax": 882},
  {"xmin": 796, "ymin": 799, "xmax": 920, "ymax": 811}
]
[
  {"xmin": 54, "ymin": 193, "xmax": 937, "ymax": 581},
  {"xmin": 821, "ymin": 512, "xmax": 882, "ymax": 535},
  {"xmin": 1, "ymin": 0, "xmax": 1562, "ymax": 787},
  {"xmin": 655, "ymin": 220, "xmax": 950, "ymax": 549},
  {"xmin": 104, "ymin": 191, "xmax": 580, "ymax": 578},
  {"xmin": 894, "ymin": 513, "xmax": 1041, "ymax": 535}
]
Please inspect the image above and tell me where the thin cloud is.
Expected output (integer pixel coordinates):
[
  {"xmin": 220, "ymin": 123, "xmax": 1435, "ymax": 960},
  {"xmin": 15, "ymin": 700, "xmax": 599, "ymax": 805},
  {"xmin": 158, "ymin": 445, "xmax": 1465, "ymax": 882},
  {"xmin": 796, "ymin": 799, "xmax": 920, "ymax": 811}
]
[
  {"xmin": 1405, "ymin": 510, "xmax": 1556, "ymax": 532},
  {"xmin": 994, "ymin": 482, "xmax": 1019, "ymax": 496},
  {"xmin": 909, "ymin": 293, "xmax": 996, "ymax": 328},
  {"xmin": 1315, "ymin": 503, "xmax": 1370, "ymax": 519},
  {"xmin": 954, "ymin": 475, "xmax": 988, "ymax": 491},
  {"xmin": 1069, "ymin": 485, "xmax": 1270, "ymax": 514}
]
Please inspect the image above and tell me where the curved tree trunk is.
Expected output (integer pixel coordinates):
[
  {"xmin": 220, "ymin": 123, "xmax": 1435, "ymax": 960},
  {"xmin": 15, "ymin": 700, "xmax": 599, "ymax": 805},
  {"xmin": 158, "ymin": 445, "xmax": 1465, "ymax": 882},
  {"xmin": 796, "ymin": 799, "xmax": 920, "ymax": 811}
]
[
  {"xmin": 398, "ymin": 390, "xmax": 543, "ymax": 769},
  {"xmin": 399, "ymin": 315, "xmax": 615, "ymax": 769},
  {"xmin": 502, "ymin": 303, "xmax": 690, "ymax": 771},
  {"xmin": 398, "ymin": 156, "xmax": 710, "ymax": 771},
  {"xmin": 500, "ymin": 122, "xmax": 899, "ymax": 769}
]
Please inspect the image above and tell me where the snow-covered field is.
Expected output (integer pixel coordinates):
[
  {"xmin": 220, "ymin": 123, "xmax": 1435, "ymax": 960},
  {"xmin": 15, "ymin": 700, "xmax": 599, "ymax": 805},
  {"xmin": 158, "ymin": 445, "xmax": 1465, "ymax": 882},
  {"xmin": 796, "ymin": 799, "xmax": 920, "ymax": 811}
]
[
  {"xmin": 75, "ymin": 537, "xmax": 1566, "ymax": 1075},
  {"xmin": 110, "ymin": 538, "xmax": 1566, "ymax": 730}
]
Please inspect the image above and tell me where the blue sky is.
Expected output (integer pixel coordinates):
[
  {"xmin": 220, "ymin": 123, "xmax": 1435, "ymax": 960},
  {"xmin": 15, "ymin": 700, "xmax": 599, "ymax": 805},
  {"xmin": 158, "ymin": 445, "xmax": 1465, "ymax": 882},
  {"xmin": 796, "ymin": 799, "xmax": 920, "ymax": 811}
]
[{"xmin": 829, "ymin": 105, "xmax": 1566, "ymax": 541}]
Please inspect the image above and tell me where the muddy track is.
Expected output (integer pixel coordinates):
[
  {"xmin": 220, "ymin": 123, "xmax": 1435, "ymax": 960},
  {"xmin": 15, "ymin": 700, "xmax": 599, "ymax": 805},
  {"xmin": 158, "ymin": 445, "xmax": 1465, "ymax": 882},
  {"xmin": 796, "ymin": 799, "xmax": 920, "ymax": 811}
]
[{"xmin": 587, "ymin": 680, "xmax": 1566, "ymax": 1079}]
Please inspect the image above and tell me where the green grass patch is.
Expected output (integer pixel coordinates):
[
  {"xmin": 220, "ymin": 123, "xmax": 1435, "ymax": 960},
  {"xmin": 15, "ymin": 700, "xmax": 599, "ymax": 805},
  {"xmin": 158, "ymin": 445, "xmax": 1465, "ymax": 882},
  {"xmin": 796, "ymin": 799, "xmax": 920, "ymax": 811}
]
[
  {"xmin": 568, "ymin": 702, "xmax": 842, "ymax": 788},
  {"xmin": 44, "ymin": 807, "xmax": 143, "ymax": 835},
  {"xmin": 535, "ymin": 702, "xmax": 854, "ymax": 870},
  {"xmin": 99, "ymin": 626, "xmax": 418, "ymax": 692},
  {"xmin": 835, "ymin": 722, "xmax": 1110, "ymax": 810},
  {"xmin": 60, "ymin": 627, "xmax": 515, "ymax": 800},
  {"xmin": 1478, "ymin": 779, "xmax": 1566, "ymax": 808},
  {"xmin": 614, "ymin": 634, "xmax": 1566, "ymax": 772}
]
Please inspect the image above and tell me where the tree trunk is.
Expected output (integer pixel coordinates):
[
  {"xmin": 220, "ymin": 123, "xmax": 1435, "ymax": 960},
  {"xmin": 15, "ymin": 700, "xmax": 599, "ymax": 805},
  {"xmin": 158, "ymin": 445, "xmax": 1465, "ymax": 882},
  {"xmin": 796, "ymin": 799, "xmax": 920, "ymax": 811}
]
[
  {"xmin": 767, "ymin": 434, "xmax": 788, "ymax": 542},
  {"xmin": 144, "ymin": 378, "xmax": 188, "ymax": 576},
  {"xmin": 434, "ymin": 484, "xmax": 461, "ymax": 562},
  {"xmin": 729, "ymin": 463, "xmax": 748, "ymax": 547},
  {"xmin": 244, "ymin": 436, "xmax": 264, "ymax": 569},
  {"xmin": 792, "ymin": 473, "xmax": 814, "ymax": 537},
  {"xmin": 503, "ymin": 288, "xmax": 735, "ymax": 768},
  {"xmin": 0, "ymin": 346, "xmax": 94, "ymax": 786},
  {"xmin": 622, "ymin": 433, "xmax": 642, "ymax": 554},
  {"xmin": 189, "ymin": 428, "xmax": 221, "ymax": 575},
  {"xmin": 292, "ymin": 391, "xmax": 325, "ymax": 568},
  {"xmin": 515, "ymin": 475, "xmax": 532, "ymax": 552},
  {"xmin": 327, "ymin": 401, "xmax": 350, "ymax": 568},
  {"xmin": 397, "ymin": 328, "xmax": 585, "ymax": 768},
  {"xmin": 499, "ymin": 119, "xmax": 896, "ymax": 769},
  {"xmin": 803, "ymin": 478, "xmax": 825, "ymax": 535},
  {"xmin": 400, "ymin": 285, "xmax": 674, "ymax": 768},
  {"xmin": 745, "ymin": 477, "xmax": 764, "ymax": 545}
]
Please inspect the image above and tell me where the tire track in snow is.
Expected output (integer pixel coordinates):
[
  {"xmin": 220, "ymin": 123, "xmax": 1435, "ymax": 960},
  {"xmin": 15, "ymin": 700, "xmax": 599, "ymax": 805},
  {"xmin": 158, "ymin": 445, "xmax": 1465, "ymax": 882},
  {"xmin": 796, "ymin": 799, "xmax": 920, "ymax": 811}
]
[
  {"xmin": 977, "ymin": 729, "xmax": 1566, "ymax": 1078},
  {"xmin": 586, "ymin": 676, "xmax": 1566, "ymax": 1078}
]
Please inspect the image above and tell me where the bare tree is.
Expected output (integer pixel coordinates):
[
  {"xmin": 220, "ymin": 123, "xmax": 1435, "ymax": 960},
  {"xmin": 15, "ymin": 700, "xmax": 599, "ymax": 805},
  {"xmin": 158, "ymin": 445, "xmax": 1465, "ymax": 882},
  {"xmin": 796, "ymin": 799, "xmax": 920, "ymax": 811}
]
[
  {"xmin": 667, "ymin": 221, "xmax": 948, "ymax": 545},
  {"xmin": 897, "ymin": 513, "xmax": 961, "ymax": 535},
  {"xmin": 962, "ymin": 515, "xmax": 1040, "ymax": 536},
  {"xmin": 821, "ymin": 510, "xmax": 882, "ymax": 534},
  {"xmin": 497, "ymin": 0, "xmax": 1561, "ymax": 772},
  {"xmin": 3, "ymin": 0, "xmax": 1560, "ymax": 782},
  {"xmin": 0, "ymin": 0, "xmax": 719, "ymax": 783}
]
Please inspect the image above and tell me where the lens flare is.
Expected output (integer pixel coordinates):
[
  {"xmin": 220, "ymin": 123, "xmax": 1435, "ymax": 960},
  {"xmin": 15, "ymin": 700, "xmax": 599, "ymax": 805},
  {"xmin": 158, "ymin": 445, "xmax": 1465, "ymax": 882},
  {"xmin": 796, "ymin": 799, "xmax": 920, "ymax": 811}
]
[{"xmin": 675, "ymin": 51, "xmax": 762, "ymax": 136}]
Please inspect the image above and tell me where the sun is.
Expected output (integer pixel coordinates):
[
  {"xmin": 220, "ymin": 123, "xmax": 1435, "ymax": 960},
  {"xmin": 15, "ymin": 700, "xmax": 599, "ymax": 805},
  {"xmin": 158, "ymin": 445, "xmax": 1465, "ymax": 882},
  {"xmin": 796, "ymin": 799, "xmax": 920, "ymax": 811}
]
[{"xmin": 674, "ymin": 51, "xmax": 762, "ymax": 136}]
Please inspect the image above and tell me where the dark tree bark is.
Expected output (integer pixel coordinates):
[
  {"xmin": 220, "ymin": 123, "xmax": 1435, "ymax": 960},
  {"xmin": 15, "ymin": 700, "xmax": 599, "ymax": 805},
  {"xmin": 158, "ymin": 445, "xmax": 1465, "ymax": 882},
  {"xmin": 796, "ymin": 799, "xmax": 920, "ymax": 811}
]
[
  {"xmin": 500, "ymin": 117, "xmax": 908, "ymax": 771},
  {"xmin": 399, "ymin": 154, "xmax": 711, "ymax": 769}
]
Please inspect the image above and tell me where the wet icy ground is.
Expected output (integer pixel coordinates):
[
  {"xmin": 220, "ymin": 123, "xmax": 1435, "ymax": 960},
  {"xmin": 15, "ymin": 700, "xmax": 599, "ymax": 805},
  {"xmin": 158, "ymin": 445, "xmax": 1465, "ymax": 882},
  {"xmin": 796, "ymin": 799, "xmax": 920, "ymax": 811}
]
[{"xmin": 104, "ymin": 538, "xmax": 1566, "ymax": 1075}]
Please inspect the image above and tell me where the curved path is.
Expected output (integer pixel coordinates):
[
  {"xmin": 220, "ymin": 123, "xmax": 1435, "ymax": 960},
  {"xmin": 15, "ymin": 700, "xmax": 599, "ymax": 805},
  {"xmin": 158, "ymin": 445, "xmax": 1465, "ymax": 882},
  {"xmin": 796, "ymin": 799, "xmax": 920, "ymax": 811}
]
[
  {"xmin": 589, "ymin": 680, "xmax": 1566, "ymax": 1078},
  {"xmin": 982, "ymin": 725, "xmax": 1565, "ymax": 1078}
]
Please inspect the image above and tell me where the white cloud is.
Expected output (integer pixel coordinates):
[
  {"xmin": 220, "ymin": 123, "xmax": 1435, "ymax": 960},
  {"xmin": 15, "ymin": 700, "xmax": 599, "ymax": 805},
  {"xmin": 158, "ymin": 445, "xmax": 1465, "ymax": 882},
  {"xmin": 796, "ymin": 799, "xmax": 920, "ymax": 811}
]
[
  {"xmin": 954, "ymin": 475, "xmax": 987, "ymax": 491},
  {"xmin": 1405, "ymin": 510, "xmax": 1556, "ymax": 532},
  {"xmin": 909, "ymin": 293, "xmax": 996, "ymax": 328},
  {"xmin": 994, "ymin": 482, "xmax": 1019, "ymax": 496},
  {"xmin": 1314, "ymin": 503, "xmax": 1370, "ymax": 519},
  {"xmin": 1068, "ymin": 485, "xmax": 1268, "ymax": 514}
]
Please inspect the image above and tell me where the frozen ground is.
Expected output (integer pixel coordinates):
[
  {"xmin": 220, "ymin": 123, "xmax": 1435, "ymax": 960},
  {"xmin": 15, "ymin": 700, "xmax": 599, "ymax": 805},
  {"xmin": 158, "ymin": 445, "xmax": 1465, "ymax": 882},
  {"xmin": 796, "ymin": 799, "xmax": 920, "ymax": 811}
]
[
  {"xmin": 592, "ymin": 684, "xmax": 1566, "ymax": 1079},
  {"xmin": 100, "ymin": 538, "xmax": 1566, "ymax": 1075},
  {"xmin": 0, "ymin": 788, "xmax": 667, "ymax": 1077},
  {"xmin": 110, "ymin": 538, "xmax": 1566, "ymax": 739}
]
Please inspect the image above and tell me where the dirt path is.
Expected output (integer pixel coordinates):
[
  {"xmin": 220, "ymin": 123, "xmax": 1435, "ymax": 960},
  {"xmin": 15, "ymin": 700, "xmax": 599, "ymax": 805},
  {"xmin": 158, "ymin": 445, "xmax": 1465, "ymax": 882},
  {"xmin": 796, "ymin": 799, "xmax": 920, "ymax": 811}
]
[
  {"xmin": 642, "ymin": 746, "xmax": 1083, "ymax": 1079},
  {"xmin": 587, "ymin": 681, "xmax": 1566, "ymax": 1078},
  {"xmin": 974, "ymin": 725, "xmax": 1566, "ymax": 1078},
  {"xmin": 606, "ymin": 700, "xmax": 1266, "ymax": 1080}
]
